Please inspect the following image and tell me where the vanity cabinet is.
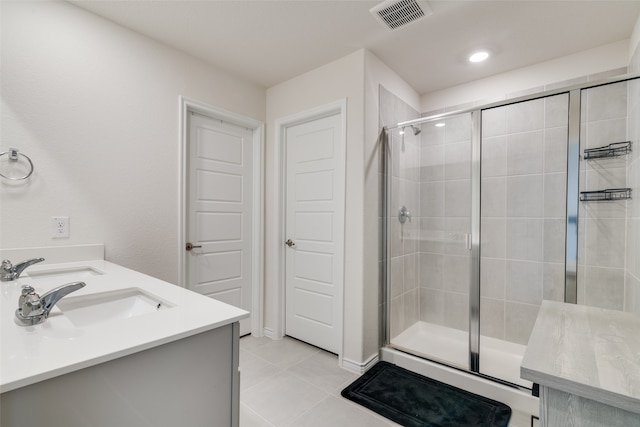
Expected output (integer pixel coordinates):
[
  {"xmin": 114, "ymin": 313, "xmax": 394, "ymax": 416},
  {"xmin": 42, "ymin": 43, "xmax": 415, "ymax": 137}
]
[
  {"xmin": 1, "ymin": 323, "xmax": 241, "ymax": 427},
  {"xmin": 521, "ymin": 301, "xmax": 640, "ymax": 427}
]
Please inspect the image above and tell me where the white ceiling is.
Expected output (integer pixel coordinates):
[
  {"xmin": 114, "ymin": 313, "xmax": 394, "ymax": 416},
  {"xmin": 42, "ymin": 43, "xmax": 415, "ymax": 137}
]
[{"xmin": 70, "ymin": 0, "xmax": 640, "ymax": 95}]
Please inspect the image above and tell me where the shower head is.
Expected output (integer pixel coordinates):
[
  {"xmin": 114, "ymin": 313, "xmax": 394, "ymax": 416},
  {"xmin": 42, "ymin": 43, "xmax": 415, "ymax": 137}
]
[{"xmin": 400, "ymin": 125, "xmax": 421, "ymax": 136}]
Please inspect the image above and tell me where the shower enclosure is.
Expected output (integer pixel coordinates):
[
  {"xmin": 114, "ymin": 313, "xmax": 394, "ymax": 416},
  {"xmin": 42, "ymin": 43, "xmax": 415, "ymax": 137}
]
[{"xmin": 382, "ymin": 74, "xmax": 639, "ymax": 389}]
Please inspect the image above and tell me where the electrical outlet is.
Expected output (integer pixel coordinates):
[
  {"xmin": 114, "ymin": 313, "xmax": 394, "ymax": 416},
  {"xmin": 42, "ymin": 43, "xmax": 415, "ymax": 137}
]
[{"xmin": 51, "ymin": 216, "xmax": 69, "ymax": 238}]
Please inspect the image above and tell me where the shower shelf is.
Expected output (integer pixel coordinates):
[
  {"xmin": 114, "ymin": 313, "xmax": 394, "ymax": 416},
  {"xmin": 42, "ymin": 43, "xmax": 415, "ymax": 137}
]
[
  {"xmin": 583, "ymin": 141, "xmax": 632, "ymax": 160},
  {"xmin": 579, "ymin": 188, "xmax": 632, "ymax": 202}
]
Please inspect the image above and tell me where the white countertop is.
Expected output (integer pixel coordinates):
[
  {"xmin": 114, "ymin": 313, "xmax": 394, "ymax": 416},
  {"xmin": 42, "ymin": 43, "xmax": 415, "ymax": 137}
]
[
  {"xmin": 521, "ymin": 300, "xmax": 640, "ymax": 414},
  {"xmin": 1, "ymin": 259, "xmax": 248, "ymax": 393}
]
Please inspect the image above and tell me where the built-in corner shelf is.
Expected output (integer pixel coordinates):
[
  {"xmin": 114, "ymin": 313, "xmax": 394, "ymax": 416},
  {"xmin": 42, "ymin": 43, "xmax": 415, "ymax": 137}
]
[
  {"xmin": 580, "ymin": 188, "xmax": 632, "ymax": 202},
  {"xmin": 583, "ymin": 141, "xmax": 632, "ymax": 160}
]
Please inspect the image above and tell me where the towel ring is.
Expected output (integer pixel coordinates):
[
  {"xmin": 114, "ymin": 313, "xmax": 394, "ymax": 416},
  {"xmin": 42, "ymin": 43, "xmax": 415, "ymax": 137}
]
[{"xmin": 0, "ymin": 148, "xmax": 34, "ymax": 181}]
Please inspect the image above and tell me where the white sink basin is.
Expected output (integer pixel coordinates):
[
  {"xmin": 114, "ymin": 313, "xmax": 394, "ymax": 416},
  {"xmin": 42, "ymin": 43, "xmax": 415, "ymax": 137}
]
[
  {"xmin": 56, "ymin": 288, "xmax": 174, "ymax": 327},
  {"xmin": 27, "ymin": 266, "xmax": 104, "ymax": 283}
]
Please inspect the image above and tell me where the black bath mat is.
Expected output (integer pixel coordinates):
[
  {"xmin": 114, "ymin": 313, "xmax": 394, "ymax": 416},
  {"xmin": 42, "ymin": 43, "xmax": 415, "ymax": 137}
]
[{"xmin": 341, "ymin": 362, "xmax": 511, "ymax": 427}]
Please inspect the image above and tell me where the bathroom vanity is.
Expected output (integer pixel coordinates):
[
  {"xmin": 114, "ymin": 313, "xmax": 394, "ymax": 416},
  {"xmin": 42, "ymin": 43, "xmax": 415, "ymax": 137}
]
[
  {"xmin": 0, "ymin": 244, "xmax": 248, "ymax": 427},
  {"xmin": 521, "ymin": 300, "xmax": 640, "ymax": 427}
]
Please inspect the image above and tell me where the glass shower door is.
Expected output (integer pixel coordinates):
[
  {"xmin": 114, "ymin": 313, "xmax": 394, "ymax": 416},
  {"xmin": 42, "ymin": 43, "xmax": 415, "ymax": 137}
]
[
  {"xmin": 387, "ymin": 112, "xmax": 473, "ymax": 371},
  {"xmin": 478, "ymin": 93, "xmax": 569, "ymax": 387}
]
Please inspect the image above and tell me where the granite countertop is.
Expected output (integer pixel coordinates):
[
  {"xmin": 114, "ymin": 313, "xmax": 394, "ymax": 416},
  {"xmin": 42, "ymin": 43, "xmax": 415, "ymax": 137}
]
[
  {"xmin": 1, "ymin": 251, "xmax": 248, "ymax": 393},
  {"xmin": 521, "ymin": 300, "xmax": 640, "ymax": 415}
]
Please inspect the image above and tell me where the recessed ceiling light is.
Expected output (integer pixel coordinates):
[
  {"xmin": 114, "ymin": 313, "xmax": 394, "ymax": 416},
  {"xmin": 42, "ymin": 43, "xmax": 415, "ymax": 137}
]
[
  {"xmin": 469, "ymin": 51, "xmax": 489, "ymax": 63},
  {"xmin": 435, "ymin": 122, "xmax": 445, "ymax": 127}
]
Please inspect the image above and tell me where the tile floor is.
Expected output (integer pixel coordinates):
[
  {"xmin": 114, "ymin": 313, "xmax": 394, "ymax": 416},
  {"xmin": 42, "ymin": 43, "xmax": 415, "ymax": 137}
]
[{"xmin": 239, "ymin": 335, "xmax": 534, "ymax": 427}]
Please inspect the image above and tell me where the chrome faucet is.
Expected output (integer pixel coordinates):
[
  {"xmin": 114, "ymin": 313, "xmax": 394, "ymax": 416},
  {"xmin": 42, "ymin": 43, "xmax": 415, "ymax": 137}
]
[
  {"xmin": 15, "ymin": 282, "xmax": 86, "ymax": 326},
  {"xmin": 1, "ymin": 258, "xmax": 45, "ymax": 281}
]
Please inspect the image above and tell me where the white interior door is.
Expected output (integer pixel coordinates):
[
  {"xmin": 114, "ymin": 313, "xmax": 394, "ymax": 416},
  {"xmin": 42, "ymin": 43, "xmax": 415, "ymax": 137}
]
[
  {"xmin": 187, "ymin": 112, "xmax": 253, "ymax": 335},
  {"xmin": 285, "ymin": 113, "xmax": 344, "ymax": 354}
]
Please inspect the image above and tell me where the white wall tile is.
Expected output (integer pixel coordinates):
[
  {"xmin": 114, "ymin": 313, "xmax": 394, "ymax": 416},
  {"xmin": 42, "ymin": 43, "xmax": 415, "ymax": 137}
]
[
  {"xmin": 481, "ymin": 136, "xmax": 507, "ymax": 177},
  {"xmin": 481, "ymin": 218, "xmax": 506, "ymax": 258},
  {"xmin": 482, "ymin": 106, "xmax": 507, "ymax": 138},
  {"xmin": 420, "ymin": 182, "xmax": 444, "ymax": 217},
  {"xmin": 505, "ymin": 302, "xmax": 540, "ymax": 345},
  {"xmin": 420, "ymin": 288, "xmax": 444, "ymax": 324},
  {"xmin": 506, "ymin": 260, "xmax": 543, "ymax": 305},
  {"xmin": 584, "ymin": 266, "xmax": 625, "ymax": 310},
  {"xmin": 390, "ymin": 256, "xmax": 404, "ymax": 298},
  {"xmin": 443, "ymin": 254, "xmax": 470, "ymax": 294},
  {"xmin": 480, "ymin": 257, "xmax": 506, "ymax": 299},
  {"xmin": 444, "ymin": 114, "xmax": 472, "ymax": 143},
  {"xmin": 507, "ymin": 131, "xmax": 544, "ymax": 175},
  {"xmin": 507, "ymin": 175, "xmax": 543, "ymax": 217},
  {"xmin": 543, "ymin": 219, "xmax": 566, "ymax": 263},
  {"xmin": 403, "ymin": 288, "xmax": 420, "ymax": 329},
  {"xmin": 481, "ymin": 177, "xmax": 506, "ymax": 218},
  {"xmin": 544, "ymin": 94, "xmax": 569, "ymax": 128},
  {"xmin": 585, "ymin": 117, "xmax": 628, "ymax": 149},
  {"xmin": 507, "ymin": 98, "xmax": 544, "ymax": 133},
  {"xmin": 480, "ymin": 297, "xmax": 505, "ymax": 339},
  {"xmin": 444, "ymin": 140, "xmax": 471, "ymax": 180},
  {"xmin": 444, "ymin": 179, "xmax": 471, "ymax": 217},
  {"xmin": 543, "ymin": 173, "xmax": 567, "ymax": 218},
  {"xmin": 544, "ymin": 127, "xmax": 569, "ymax": 173},
  {"xmin": 506, "ymin": 218, "xmax": 544, "ymax": 261},
  {"xmin": 586, "ymin": 81, "xmax": 627, "ymax": 122},
  {"xmin": 420, "ymin": 253, "xmax": 443, "ymax": 290},
  {"xmin": 419, "ymin": 217, "xmax": 444, "ymax": 253},
  {"xmin": 443, "ymin": 217, "xmax": 470, "ymax": 255},
  {"xmin": 543, "ymin": 262, "xmax": 565, "ymax": 302},
  {"xmin": 584, "ymin": 218, "xmax": 626, "ymax": 269},
  {"xmin": 444, "ymin": 292, "xmax": 469, "ymax": 331},
  {"xmin": 420, "ymin": 144, "xmax": 444, "ymax": 182}
]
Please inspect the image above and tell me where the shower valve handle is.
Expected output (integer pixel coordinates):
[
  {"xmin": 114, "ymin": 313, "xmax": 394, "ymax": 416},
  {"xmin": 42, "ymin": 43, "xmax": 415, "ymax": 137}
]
[{"xmin": 398, "ymin": 206, "xmax": 411, "ymax": 224}]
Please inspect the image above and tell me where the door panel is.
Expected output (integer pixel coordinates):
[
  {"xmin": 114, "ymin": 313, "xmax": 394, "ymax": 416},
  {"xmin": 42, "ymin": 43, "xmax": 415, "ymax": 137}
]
[
  {"xmin": 387, "ymin": 112, "xmax": 472, "ymax": 372},
  {"xmin": 285, "ymin": 113, "xmax": 344, "ymax": 354},
  {"xmin": 479, "ymin": 93, "xmax": 569, "ymax": 388},
  {"xmin": 188, "ymin": 113, "xmax": 253, "ymax": 335}
]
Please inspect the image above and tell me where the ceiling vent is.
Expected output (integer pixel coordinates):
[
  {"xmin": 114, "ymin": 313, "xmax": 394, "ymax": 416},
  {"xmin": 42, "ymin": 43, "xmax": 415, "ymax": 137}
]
[{"xmin": 370, "ymin": 0, "xmax": 432, "ymax": 31}]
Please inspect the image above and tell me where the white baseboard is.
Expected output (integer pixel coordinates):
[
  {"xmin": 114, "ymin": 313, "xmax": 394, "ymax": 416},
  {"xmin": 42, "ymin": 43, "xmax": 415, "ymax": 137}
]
[
  {"xmin": 341, "ymin": 353, "xmax": 379, "ymax": 374},
  {"xmin": 262, "ymin": 327, "xmax": 281, "ymax": 340}
]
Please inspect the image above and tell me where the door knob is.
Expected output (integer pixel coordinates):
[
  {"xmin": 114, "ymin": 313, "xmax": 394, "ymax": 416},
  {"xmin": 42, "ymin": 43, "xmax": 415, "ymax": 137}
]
[
  {"xmin": 285, "ymin": 239, "xmax": 296, "ymax": 247},
  {"xmin": 186, "ymin": 242, "xmax": 202, "ymax": 251}
]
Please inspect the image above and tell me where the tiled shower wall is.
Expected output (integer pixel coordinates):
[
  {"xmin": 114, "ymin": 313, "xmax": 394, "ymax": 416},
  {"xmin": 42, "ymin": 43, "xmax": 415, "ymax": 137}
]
[
  {"xmin": 418, "ymin": 115, "xmax": 472, "ymax": 332},
  {"xmin": 382, "ymin": 70, "xmax": 640, "ymax": 346},
  {"xmin": 379, "ymin": 86, "xmax": 421, "ymax": 340},
  {"xmin": 578, "ymin": 81, "xmax": 629, "ymax": 310},
  {"xmin": 479, "ymin": 96, "xmax": 569, "ymax": 345},
  {"xmin": 627, "ymin": 48, "xmax": 640, "ymax": 316}
]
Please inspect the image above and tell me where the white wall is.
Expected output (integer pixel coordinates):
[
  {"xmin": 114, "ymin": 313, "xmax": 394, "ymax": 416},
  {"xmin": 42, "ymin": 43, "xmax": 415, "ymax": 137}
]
[
  {"xmin": 421, "ymin": 40, "xmax": 630, "ymax": 113},
  {"xmin": 264, "ymin": 49, "xmax": 420, "ymax": 367},
  {"xmin": 265, "ymin": 50, "xmax": 366, "ymax": 365},
  {"xmin": 0, "ymin": 1, "xmax": 265, "ymax": 284},
  {"xmin": 630, "ymin": 12, "xmax": 640, "ymax": 63}
]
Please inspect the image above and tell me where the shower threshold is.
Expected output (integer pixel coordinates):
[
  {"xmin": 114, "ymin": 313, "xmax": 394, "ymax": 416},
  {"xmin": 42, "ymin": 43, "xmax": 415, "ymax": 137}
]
[{"xmin": 390, "ymin": 321, "xmax": 532, "ymax": 389}]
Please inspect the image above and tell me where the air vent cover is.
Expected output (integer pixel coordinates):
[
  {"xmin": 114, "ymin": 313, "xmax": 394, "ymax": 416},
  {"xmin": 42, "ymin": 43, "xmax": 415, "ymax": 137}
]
[{"xmin": 370, "ymin": 0, "xmax": 432, "ymax": 31}]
